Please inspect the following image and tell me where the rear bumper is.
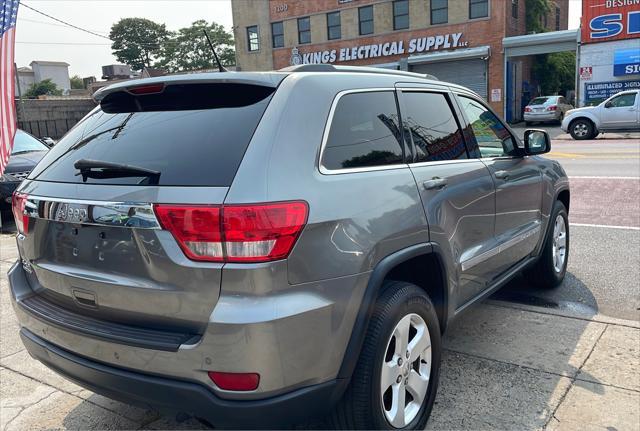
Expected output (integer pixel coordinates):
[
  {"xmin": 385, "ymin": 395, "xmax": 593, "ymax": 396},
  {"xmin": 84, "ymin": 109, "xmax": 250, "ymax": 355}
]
[
  {"xmin": 20, "ymin": 327, "xmax": 347, "ymax": 427},
  {"xmin": 524, "ymin": 112, "xmax": 559, "ymax": 122}
]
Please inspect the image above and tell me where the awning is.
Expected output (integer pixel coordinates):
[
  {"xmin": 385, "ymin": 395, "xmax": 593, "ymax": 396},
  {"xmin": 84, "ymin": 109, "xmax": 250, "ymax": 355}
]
[{"xmin": 408, "ymin": 46, "xmax": 491, "ymax": 65}]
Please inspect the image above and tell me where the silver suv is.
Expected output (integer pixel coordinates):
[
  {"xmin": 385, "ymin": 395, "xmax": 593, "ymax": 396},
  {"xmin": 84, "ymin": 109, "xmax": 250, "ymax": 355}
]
[{"xmin": 9, "ymin": 65, "xmax": 570, "ymax": 429}]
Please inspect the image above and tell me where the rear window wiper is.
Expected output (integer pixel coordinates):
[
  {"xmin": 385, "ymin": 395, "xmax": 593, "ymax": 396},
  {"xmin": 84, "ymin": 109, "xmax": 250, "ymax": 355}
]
[{"xmin": 74, "ymin": 159, "xmax": 161, "ymax": 185}]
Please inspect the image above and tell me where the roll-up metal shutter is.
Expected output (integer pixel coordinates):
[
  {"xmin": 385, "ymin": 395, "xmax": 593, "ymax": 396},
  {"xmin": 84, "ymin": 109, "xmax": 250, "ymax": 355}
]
[{"xmin": 410, "ymin": 59, "xmax": 488, "ymax": 100}]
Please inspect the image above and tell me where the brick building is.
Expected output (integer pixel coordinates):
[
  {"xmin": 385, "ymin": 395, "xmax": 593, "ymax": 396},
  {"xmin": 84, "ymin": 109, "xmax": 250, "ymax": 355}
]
[{"xmin": 232, "ymin": 0, "xmax": 568, "ymax": 114}]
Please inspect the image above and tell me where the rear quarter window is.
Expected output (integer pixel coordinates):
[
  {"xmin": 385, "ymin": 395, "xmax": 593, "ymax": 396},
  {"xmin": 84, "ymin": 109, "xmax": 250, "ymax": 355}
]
[
  {"xmin": 29, "ymin": 83, "xmax": 274, "ymax": 186},
  {"xmin": 321, "ymin": 91, "xmax": 404, "ymax": 171}
]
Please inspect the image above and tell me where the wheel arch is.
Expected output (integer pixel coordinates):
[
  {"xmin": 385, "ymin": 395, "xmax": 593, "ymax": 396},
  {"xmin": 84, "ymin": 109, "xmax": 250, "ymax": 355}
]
[
  {"xmin": 569, "ymin": 115, "xmax": 599, "ymax": 132},
  {"xmin": 337, "ymin": 243, "xmax": 448, "ymax": 379}
]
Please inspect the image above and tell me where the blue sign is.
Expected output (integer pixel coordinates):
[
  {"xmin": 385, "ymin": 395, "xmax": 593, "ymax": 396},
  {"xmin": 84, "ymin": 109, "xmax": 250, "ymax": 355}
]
[
  {"xmin": 614, "ymin": 49, "xmax": 640, "ymax": 76},
  {"xmin": 585, "ymin": 80, "xmax": 640, "ymax": 102}
]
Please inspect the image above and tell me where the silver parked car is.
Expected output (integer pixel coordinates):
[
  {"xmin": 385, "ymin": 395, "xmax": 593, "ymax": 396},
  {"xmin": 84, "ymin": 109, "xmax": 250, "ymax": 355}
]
[
  {"xmin": 561, "ymin": 90, "xmax": 640, "ymax": 140},
  {"xmin": 524, "ymin": 95, "xmax": 574, "ymax": 125},
  {"xmin": 9, "ymin": 65, "xmax": 570, "ymax": 429}
]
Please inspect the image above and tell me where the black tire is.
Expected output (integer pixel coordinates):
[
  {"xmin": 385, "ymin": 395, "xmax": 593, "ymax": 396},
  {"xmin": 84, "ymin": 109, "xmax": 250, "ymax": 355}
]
[
  {"xmin": 526, "ymin": 201, "xmax": 569, "ymax": 289},
  {"xmin": 569, "ymin": 119, "xmax": 595, "ymax": 140},
  {"xmin": 331, "ymin": 281, "xmax": 441, "ymax": 430}
]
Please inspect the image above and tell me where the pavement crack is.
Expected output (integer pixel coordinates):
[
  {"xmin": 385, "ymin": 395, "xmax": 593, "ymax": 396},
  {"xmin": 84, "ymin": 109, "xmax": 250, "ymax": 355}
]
[
  {"xmin": 542, "ymin": 323, "xmax": 609, "ymax": 430},
  {"xmin": 2, "ymin": 390, "xmax": 58, "ymax": 431}
]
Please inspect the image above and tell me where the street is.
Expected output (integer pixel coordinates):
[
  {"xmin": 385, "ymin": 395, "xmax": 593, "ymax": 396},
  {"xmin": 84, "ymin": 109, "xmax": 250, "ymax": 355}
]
[{"xmin": 1, "ymin": 133, "xmax": 639, "ymax": 430}]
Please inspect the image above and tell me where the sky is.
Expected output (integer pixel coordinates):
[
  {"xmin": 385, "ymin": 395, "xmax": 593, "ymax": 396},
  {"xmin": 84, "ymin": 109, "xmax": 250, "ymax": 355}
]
[{"xmin": 14, "ymin": 0, "xmax": 583, "ymax": 78}]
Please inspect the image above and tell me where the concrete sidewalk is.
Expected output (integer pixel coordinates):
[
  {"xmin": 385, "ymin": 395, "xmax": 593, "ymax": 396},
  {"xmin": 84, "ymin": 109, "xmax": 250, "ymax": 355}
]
[{"xmin": 1, "ymin": 234, "xmax": 639, "ymax": 430}]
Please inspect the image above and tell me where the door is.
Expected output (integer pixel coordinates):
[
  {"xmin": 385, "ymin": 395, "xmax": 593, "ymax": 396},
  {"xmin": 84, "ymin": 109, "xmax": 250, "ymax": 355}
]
[
  {"xmin": 410, "ymin": 59, "xmax": 488, "ymax": 99},
  {"xmin": 600, "ymin": 92, "xmax": 639, "ymax": 129},
  {"xmin": 399, "ymin": 89, "xmax": 498, "ymax": 308},
  {"xmin": 455, "ymin": 94, "xmax": 543, "ymax": 276}
]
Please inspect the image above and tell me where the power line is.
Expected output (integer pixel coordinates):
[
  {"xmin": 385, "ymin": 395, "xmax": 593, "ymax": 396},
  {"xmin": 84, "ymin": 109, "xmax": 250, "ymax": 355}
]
[
  {"xmin": 16, "ymin": 41, "xmax": 112, "ymax": 45},
  {"xmin": 20, "ymin": 2, "xmax": 112, "ymax": 40},
  {"xmin": 19, "ymin": 17, "xmax": 109, "ymax": 34}
]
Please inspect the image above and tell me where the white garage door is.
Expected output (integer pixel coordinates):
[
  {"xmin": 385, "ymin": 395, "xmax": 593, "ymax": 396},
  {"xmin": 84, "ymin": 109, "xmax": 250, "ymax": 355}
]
[{"xmin": 410, "ymin": 59, "xmax": 488, "ymax": 100}]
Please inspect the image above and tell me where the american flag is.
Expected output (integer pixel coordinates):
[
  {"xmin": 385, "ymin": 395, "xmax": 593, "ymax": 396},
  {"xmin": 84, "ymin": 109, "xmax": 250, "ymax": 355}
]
[{"xmin": 1, "ymin": 0, "xmax": 19, "ymax": 175}]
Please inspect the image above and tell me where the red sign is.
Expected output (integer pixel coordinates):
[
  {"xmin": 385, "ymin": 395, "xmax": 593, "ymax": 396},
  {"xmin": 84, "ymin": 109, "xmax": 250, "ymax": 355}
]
[
  {"xmin": 581, "ymin": 0, "xmax": 640, "ymax": 44},
  {"xmin": 580, "ymin": 66, "xmax": 593, "ymax": 80}
]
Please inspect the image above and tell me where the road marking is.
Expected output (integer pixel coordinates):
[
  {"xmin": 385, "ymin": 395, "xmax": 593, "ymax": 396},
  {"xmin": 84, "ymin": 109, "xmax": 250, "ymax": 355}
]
[
  {"xmin": 570, "ymin": 223, "xmax": 640, "ymax": 231},
  {"xmin": 569, "ymin": 176, "xmax": 640, "ymax": 180},
  {"xmin": 548, "ymin": 152, "xmax": 587, "ymax": 158}
]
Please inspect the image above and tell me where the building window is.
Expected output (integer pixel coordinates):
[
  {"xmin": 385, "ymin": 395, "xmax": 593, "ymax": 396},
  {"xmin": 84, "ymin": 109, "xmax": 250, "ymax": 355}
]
[
  {"xmin": 298, "ymin": 17, "xmax": 311, "ymax": 44},
  {"xmin": 555, "ymin": 6, "xmax": 561, "ymax": 30},
  {"xmin": 327, "ymin": 11, "xmax": 341, "ymax": 40},
  {"xmin": 359, "ymin": 6, "xmax": 374, "ymax": 35},
  {"xmin": 247, "ymin": 26, "xmax": 259, "ymax": 52},
  {"xmin": 271, "ymin": 21, "xmax": 284, "ymax": 48},
  {"xmin": 469, "ymin": 0, "xmax": 489, "ymax": 19},
  {"xmin": 393, "ymin": 0, "xmax": 409, "ymax": 30},
  {"xmin": 511, "ymin": 0, "xmax": 518, "ymax": 19},
  {"xmin": 431, "ymin": 0, "xmax": 448, "ymax": 25}
]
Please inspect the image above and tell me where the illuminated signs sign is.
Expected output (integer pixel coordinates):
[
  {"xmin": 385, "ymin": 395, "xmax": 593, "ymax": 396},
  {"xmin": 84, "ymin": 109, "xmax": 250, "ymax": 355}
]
[
  {"xmin": 614, "ymin": 49, "xmax": 640, "ymax": 76},
  {"xmin": 584, "ymin": 79, "xmax": 640, "ymax": 101},
  {"xmin": 290, "ymin": 32, "xmax": 468, "ymax": 65},
  {"xmin": 582, "ymin": 0, "xmax": 640, "ymax": 44}
]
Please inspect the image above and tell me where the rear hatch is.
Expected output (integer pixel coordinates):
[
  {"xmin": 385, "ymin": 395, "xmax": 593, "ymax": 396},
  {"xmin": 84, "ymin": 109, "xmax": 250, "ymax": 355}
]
[{"xmin": 14, "ymin": 77, "xmax": 279, "ymax": 348}]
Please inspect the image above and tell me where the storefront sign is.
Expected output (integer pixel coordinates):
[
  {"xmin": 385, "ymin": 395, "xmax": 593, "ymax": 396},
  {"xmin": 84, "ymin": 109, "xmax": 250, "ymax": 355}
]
[
  {"xmin": 580, "ymin": 66, "xmax": 593, "ymax": 80},
  {"xmin": 290, "ymin": 32, "xmax": 467, "ymax": 65},
  {"xmin": 581, "ymin": 0, "xmax": 640, "ymax": 44},
  {"xmin": 490, "ymin": 88, "xmax": 501, "ymax": 102},
  {"xmin": 584, "ymin": 79, "xmax": 640, "ymax": 101},
  {"xmin": 614, "ymin": 49, "xmax": 640, "ymax": 76}
]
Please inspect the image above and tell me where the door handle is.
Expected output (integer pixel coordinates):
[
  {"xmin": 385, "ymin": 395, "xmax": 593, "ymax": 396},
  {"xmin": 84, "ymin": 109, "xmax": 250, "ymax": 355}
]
[
  {"xmin": 423, "ymin": 178, "xmax": 447, "ymax": 190},
  {"xmin": 494, "ymin": 170, "xmax": 510, "ymax": 180}
]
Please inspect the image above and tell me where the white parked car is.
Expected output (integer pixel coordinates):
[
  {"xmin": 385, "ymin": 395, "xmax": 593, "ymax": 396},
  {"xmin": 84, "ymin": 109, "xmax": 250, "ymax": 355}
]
[
  {"xmin": 524, "ymin": 95, "xmax": 573, "ymax": 125},
  {"xmin": 561, "ymin": 90, "xmax": 640, "ymax": 140}
]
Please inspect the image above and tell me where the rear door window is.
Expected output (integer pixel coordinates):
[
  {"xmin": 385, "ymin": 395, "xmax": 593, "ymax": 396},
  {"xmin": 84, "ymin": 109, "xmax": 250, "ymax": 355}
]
[
  {"xmin": 30, "ymin": 83, "xmax": 274, "ymax": 186},
  {"xmin": 322, "ymin": 91, "xmax": 404, "ymax": 171},
  {"xmin": 401, "ymin": 91, "xmax": 467, "ymax": 162}
]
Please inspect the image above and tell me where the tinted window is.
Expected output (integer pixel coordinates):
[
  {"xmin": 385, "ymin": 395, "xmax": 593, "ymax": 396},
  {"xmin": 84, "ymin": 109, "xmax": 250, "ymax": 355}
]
[
  {"xmin": 529, "ymin": 97, "xmax": 549, "ymax": 105},
  {"xmin": 12, "ymin": 131, "xmax": 49, "ymax": 154},
  {"xmin": 272, "ymin": 21, "xmax": 284, "ymax": 48},
  {"xmin": 458, "ymin": 96, "xmax": 516, "ymax": 158},
  {"xmin": 470, "ymin": 0, "xmax": 488, "ymax": 19},
  {"xmin": 393, "ymin": 0, "xmax": 409, "ymax": 30},
  {"xmin": 31, "ymin": 84, "xmax": 274, "ymax": 186},
  {"xmin": 323, "ymin": 92, "xmax": 404, "ymax": 170},
  {"xmin": 431, "ymin": 0, "xmax": 448, "ymax": 24},
  {"xmin": 359, "ymin": 6, "xmax": 374, "ymax": 35},
  {"xmin": 402, "ymin": 92, "xmax": 467, "ymax": 162},
  {"xmin": 327, "ymin": 12, "xmax": 341, "ymax": 40},
  {"xmin": 608, "ymin": 93, "xmax": 636, "ymax": 108},
  {"xmin": 298, "ymin": 17, "xmax": 311, "ymax": 44}
]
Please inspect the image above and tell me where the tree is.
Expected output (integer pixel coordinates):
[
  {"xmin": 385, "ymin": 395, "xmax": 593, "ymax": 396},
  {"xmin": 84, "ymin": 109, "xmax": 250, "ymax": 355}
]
[
  {"xmin": 24, "ymin": 79, "xmax": 63, "ymax": 98},
  {"xmin": 70, "ymin": 75, "xmax": 84, "ymax": 89},
  {"xmin": 109, "ymin": 18, "xmax": 170, "ymax": 71},
  {"xmin": 157, "ymin": 20, "xmax": 235, "ymax": 73},
  {"xmin": 526, "ymin": 0, "xmax": 552, "ymax": 33},
  {"xmin": 532, "ymin": 52, "xmax": 576, "ymax": 95}
]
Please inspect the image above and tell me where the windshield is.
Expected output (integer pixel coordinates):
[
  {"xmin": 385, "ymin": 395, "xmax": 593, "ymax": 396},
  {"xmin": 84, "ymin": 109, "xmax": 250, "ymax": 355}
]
[
  {"xmin": 529, "ymin": 97, "xmax": 554, "ymax": 106},
  {"xmin": 12, "ymin": 130, "xmax": 49, "ymax": 154}
]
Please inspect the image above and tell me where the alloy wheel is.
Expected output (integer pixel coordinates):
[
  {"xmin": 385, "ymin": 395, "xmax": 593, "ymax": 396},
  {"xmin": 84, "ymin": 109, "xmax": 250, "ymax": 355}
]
[
  {"xmin": 573, "ymin": 123, "xmax": 588, "ymax": 137},
  {"xmin": 380, "ymin": 313, "xmax": 432, "ymax": 428},
  {"xmin": 552, "ymin": 214, "xmax": 567, "ymax": 273}
]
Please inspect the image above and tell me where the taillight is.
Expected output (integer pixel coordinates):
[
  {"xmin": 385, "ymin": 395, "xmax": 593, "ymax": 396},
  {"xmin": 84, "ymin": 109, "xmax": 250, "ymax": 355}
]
[
  {"xmin": 547, "ymin": 105, "xmax": 558, "ymax": 111},
  {"xmin": 11, "ymin": 192, "xmax": 29, "ymax": 234},
  {"xmin": 524, "ymin": 107, "xmax": 532, "ymax": 112},
  {"xmin": 127, "ymin": 83, "xmax": 165, "ymax": 95},
  {"xmin": 154, "ymin": 201, "xmax": 308, "ymax": 263}
]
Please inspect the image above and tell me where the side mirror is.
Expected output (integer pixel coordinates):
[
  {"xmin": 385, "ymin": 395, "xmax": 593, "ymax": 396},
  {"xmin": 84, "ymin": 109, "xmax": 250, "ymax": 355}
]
[
  {"xmin": 524, "ymin": 129, "xmax": 550, "ymax": 155},
  {"xmin": 604, "ymin": 101, "xmax": 613, "ymax": 108}
]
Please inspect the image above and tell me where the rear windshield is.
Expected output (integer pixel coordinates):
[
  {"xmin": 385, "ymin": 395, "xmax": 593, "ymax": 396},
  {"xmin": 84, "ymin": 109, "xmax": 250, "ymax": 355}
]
[
  {"xmin": 529, "ymin": 97, "xmax": 553, "ymax": 105},
  {"xmin": 29, "ymin": 83, "xmax": 274, "ymax": 186}
]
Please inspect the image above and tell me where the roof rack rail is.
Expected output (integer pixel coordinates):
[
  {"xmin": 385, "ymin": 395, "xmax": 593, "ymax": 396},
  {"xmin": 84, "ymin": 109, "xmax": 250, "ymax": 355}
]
[{"xmin": 279, "ymin": 64, "xmax": 439, "ymax": 81}]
